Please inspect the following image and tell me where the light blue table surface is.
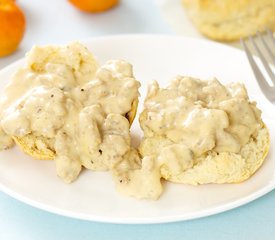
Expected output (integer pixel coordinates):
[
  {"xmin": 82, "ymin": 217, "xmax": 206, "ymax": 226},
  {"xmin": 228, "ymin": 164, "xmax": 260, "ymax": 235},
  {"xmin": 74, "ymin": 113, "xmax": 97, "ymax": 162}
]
[{"xmin": 1, "ymin": 0, "xmax": 275, "ymax": 239}]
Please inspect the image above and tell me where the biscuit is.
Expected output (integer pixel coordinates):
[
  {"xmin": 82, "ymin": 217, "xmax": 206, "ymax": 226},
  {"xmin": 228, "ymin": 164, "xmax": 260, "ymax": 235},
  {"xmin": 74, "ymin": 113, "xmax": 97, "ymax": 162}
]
[
  {"xmin": 139, "ymin": 126, "xmax": 269, "ymax": 185},
  {"xmin": 139, "ymin": 77, "xmax": 270, "ymax": 185},
  {"xmin": 182, "ymin": 0, "xmax": 275, "ymax": 41}
]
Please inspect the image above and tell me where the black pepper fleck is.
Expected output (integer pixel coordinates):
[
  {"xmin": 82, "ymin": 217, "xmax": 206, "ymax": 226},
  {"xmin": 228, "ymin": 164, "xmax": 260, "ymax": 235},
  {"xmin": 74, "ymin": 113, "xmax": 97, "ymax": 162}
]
[
  {"xmin": 119, "ymin": 180, "xmax": 123, "ymax": 183},
  {"xmin": 81, "ymin": 88, "xmax": 84, "ymax": 92},
  {"xmin": 99, "ymin": 149, "xmax": 102, "ymax": 155},
  {"xmin": 51, "ymin": 94, "xmax": 54, "ymax": 98}
]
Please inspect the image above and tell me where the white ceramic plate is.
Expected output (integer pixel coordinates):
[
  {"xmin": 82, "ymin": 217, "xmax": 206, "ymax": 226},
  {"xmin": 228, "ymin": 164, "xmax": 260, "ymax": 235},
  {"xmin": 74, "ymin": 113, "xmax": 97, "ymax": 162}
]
[{"xmin": 0, "ymin": 35, "xmax": 275, "ymax": 224}]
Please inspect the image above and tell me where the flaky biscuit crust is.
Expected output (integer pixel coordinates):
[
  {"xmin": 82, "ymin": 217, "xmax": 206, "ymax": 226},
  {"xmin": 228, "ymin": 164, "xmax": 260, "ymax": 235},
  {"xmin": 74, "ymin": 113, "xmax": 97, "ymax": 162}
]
[{"xmin": 182, "ymin": 0, "xmax": 275, "ymax": 41}]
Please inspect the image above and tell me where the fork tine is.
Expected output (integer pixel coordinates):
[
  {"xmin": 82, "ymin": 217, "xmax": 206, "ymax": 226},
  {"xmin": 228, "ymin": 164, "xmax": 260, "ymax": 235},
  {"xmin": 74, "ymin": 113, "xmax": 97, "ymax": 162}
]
[
  {"xmin": 257, "ymin": 31, "xmax": 275, "ymax": 65},
  {"xmin": 241, "ymin": 39, "xmax": 273, "ymax": 93},
  {"xmin": 249, "ymin": 36, "xmax": 275, "ymax": 85},
  {"xmin": 267, "ymin": 29, "xmax": 275, "ymax": 47}
]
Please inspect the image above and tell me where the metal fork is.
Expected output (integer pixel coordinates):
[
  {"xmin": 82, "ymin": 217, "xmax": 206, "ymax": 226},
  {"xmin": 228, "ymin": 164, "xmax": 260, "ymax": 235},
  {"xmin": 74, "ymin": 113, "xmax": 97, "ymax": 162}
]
[{"xmin": 241, "ymin": 30, "xmax": 275, "ymax": 104}]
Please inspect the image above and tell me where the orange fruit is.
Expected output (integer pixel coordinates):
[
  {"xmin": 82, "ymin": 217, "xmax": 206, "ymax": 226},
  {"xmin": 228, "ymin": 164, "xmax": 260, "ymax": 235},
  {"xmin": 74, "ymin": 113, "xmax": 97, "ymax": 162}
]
[
  {"xmin": 0, "ymin": 0, "xmax": 25, "ymax": 57},
  {"xmin": 69, "ymin": 0, "xmax": 119, "ymax": 13}
]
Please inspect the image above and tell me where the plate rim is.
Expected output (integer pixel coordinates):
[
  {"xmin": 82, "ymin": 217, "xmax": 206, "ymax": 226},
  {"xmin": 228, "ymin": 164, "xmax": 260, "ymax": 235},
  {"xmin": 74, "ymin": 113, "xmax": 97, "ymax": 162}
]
[{"xmin": 1, "ymin": 176, "xmax": 275, "ymax": 224}]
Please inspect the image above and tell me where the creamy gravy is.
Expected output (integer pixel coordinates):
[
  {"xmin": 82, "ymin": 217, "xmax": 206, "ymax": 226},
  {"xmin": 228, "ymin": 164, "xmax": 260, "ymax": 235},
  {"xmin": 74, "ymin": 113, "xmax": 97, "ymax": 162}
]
[
  {"xmin": 0, "ymin": 42, "xmax": 140, "ymax": 183},
  {"xmin": 116, "ymin": 76, "xmax": 263, "ymax": 200},
  {"xmin": 142, "ymin": 77, "xmax": 262, "ymax": 155}
]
